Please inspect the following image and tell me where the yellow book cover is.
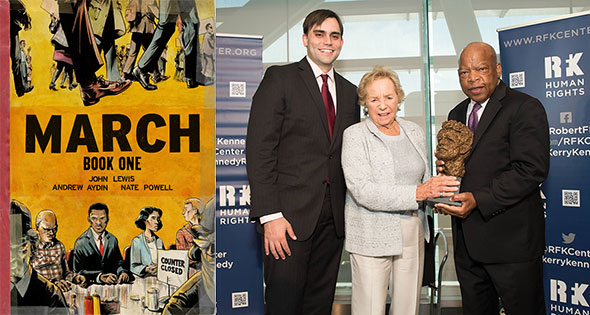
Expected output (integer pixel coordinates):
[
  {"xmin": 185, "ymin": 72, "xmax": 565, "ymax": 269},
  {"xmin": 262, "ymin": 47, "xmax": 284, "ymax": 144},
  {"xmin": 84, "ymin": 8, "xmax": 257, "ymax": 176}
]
[{"xmin": 7, "ymin": 0, "xmax": 216, "ymax": 313}]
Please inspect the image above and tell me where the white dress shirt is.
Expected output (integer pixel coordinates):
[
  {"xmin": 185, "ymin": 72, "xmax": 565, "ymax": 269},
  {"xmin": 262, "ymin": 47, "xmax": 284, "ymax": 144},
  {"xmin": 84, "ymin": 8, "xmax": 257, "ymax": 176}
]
[
  {"xmin": 90, "ymin": 228, "xmax": 107, "ymax": 282},
  {"xmin": 465, "ymin": 98, "xmax": 488, "ymax": 125}
]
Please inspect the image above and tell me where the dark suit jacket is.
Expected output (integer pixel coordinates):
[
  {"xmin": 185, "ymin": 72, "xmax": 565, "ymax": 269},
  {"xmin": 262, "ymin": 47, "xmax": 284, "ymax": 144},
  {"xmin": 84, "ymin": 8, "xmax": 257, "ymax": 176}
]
[
  {"xmin": 72, "ymin": 228, "xmax": 127, "ymax": 283},
  {"xmin": 11, "ymin": 269, "xmax": 68, "ymax": 315},
  {"xmin": 449, "ymin": 81, "xmax": 549, "ymax": 264},
  {"xmin": 246, "ymin": 57, "xmax": 360, "ymax": 240}
]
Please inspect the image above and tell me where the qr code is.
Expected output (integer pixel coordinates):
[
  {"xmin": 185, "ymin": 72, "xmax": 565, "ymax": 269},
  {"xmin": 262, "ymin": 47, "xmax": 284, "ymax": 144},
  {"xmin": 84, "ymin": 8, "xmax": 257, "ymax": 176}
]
[
  {"xmin": 232, "ymin": 291, "xmax": 249, "ymax": 308},
  {"xmin": 509, "ymin": 72, "xmax": 525, "ymax": 88},
  {"xmin": 562, "ymin": 189, "xmax": 580, "ymax": 207},
  {"xmin": 230, "ymin": 81, "xmax": 246, "ymax": 97}
]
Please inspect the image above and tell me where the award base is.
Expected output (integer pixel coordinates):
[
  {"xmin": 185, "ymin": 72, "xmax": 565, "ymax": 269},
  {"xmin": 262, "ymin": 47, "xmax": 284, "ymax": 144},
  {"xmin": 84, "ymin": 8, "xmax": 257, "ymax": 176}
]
[
  {"xmin": 426, "ymin": 197, "xmax": 461, "ymax": 208},
  {"xmin": 425, "ymin": 176, "xmax": 462, "ymax": 208}
]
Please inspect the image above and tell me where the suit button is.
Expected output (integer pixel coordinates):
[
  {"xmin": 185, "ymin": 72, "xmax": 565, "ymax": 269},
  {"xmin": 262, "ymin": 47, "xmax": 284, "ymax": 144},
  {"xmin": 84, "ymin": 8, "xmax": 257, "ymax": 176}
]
[{"xmin": 328, "ymin": 155, "xmax": 332, "ymax": 159}]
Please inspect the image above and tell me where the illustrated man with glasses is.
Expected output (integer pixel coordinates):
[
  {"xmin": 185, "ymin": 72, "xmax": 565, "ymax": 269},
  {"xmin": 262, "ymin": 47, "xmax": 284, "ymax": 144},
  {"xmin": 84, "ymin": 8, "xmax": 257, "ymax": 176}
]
[
  {"xmin": 31, "ymin": 209, "xmax": 87, "ymax": 291},
  {"xmin": 10, "ymin": 200, "xmax": 68, "ymax": 314}
]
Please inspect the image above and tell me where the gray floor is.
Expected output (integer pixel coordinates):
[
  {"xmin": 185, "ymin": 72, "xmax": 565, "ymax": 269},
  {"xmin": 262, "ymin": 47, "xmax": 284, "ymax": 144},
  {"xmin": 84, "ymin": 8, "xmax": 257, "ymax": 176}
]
[{"xmin": 331, "ymin": 304, "xmax": 463, "ymax": 315}]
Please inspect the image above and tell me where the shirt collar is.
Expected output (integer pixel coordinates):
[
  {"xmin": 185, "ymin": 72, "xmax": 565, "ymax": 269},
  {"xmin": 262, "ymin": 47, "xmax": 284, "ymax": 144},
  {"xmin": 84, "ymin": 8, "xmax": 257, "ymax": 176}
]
[
  {"xmin": 90, "ymin": 227, "xmax": 104, "ymax": 242},
  {"xmin": 469, "ymin": 98, "xmax": 489, "ymax": 108},
  {"xmin": 38, "ymin": 239, "xmax": 56, "ymax": 249},
  {"xmin": 306, "ymin": 56, "xmax": 335, "ymax": 81}
]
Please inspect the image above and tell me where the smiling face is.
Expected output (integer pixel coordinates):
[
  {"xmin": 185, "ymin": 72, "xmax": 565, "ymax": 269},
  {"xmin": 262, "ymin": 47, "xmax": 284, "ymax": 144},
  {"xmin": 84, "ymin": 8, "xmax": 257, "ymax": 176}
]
[
  {"xmin": 302, "ymin": 17, "xmax": 343, "ymax": 72},
  {"xmin": 365, "ymin": 77, "xmax": 399, "ymax": 132},
  {"xmin": 458, "ymin": 43, "xmax": 501, "ymax": 104}
]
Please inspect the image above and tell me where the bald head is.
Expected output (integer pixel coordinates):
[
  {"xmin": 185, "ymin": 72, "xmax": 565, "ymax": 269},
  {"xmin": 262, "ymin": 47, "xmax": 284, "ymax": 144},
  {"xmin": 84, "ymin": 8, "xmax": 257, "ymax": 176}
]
[
  {"xmin": 36, "ymin": 209, "xmax": 58, "ymax": 244},
  {"xmin": 36, "ymin": 209, "xmax": 57, "ymax": 228},
  {"xmin": 459, "ymin": 42, "xmax": 497, "ymax": 66},
  {"xmin": 457, "ymin": 42, "xmax": 501, "ymax": 104}
]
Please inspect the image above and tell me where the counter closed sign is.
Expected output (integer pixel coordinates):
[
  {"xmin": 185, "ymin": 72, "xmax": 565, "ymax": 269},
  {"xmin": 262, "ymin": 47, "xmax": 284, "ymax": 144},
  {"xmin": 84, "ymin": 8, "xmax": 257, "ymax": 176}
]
[{"xmin": 157, "ymin": 250, "xmax": 189, "ymax": 287}]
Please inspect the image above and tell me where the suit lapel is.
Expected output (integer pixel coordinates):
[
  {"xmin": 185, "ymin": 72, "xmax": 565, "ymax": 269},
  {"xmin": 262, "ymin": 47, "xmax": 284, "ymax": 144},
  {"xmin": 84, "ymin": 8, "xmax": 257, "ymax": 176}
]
[
  {"xmin": 463, "ymin": 81, "xmax": 507, "ymax": 167},
  {"xmin": 331, "ymin": 73, "xmax": 348, "ymax": 150},
  {"xmin": 298, "ymin": 58, "xmax": 332, "ymax": 141},
  {"xmin": 471, "ymin": 99, "xmax": 501, "ymax": 149},
  {"xmin": 84, "ymin": 228, "xmax": 101, "ymax": 257},
  {"xmin": 471, "ymin": 82, "xmax": 506, "ymax": 150}
]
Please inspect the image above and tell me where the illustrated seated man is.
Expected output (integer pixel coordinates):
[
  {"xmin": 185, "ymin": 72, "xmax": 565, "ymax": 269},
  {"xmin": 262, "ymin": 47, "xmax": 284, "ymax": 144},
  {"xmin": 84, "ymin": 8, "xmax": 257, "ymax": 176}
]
[
  {"xmin": 10, "ymin": 200, "xmax": 68, "ymax": 314},
  {"xmin": 165, "ymin": 197, "xmax": 216, "ymax": 314},
  {"xmin": 72, "ymin": 202, "xmax": 131, "ymax": 285},
  {"xmin": 31, "ymin": 209, "xmax": 87, "ymax": 292},
  {"xmin": 176, "ymin": 197, "xmax": 203, "ymax": 275}
]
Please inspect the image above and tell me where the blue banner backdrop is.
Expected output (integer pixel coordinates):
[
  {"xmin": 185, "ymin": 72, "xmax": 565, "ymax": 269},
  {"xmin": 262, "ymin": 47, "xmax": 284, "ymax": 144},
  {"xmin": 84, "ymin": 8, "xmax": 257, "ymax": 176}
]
[
  {"xmin": 216, "ymin": 34, "xmax": 264, "ymax": 314},
  {"xmin": 499, "ymin": 12, "xmax": 590, "ymax": 315}
]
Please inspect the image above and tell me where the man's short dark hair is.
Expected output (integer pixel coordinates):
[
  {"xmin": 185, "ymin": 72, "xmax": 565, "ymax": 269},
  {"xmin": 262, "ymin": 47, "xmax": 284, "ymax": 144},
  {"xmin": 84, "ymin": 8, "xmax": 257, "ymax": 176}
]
[
  {"xmin": 303, "ymin": 9, "xmax": 343, "ymax": 36},
  {"xmin": 134, "ymin": 206, "xmax": 163, "ymax": 231},
  {"xmin": 88, "ymin": 202, "xmax": 109, "ymax": 217}
]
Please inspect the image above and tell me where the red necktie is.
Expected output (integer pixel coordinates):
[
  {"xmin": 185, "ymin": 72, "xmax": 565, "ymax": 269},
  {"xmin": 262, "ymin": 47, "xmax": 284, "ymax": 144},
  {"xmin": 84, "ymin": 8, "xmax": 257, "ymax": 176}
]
[
  {"xmin": 320, "ymin": 74, "xmax": 335, "ymax": 139},
  {"xmin": 99, "ymin": 235, "xmax": 104, "ymax": 256}
]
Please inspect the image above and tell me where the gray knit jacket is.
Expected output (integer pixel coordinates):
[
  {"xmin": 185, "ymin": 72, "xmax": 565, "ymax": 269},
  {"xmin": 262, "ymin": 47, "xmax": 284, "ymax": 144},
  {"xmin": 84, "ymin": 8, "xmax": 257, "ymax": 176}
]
[{"xmin": 342, "ymin": 117, "xmax": 430, "ymax": 257}]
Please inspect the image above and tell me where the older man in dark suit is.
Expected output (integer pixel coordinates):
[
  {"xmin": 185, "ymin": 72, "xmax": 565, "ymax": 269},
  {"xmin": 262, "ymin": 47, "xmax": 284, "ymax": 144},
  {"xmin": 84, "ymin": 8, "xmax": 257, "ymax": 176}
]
[
  {"xmin": 246, "ymin": 9, "xmax": 359, "ymax": 315},
  {"xmin": 72, "ymin": 202, "xmax": 131, "ymax": 285},
  {"xmin": 436, "ymin": 42, "xmax": 549, "ymax": 315}
]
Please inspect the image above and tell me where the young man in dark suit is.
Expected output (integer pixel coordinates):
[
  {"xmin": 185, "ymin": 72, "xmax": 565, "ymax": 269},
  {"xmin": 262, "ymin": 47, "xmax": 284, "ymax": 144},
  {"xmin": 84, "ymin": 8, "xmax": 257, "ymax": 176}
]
[
  {"xmin": 246, "ymin": 9, "xmax": 359, "ymax": 315},
  {"xmin": 72, "ymin": 202, "xmax": 131, "ymax": 285},
  {"xmin": 436, "ymin": 42, "xmax": 549, "ymax": 315}
]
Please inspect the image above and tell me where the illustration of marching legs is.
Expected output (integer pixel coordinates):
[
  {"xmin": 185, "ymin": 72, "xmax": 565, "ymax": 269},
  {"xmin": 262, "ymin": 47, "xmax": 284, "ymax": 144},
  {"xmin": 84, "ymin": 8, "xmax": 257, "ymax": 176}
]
[
  {"xmin": 58, "ymin": 0, "xmax": 132, "ymax": 106},
  {"xmin": 122, "ymin": 0, "xmax": 164, "ymax": 82},
  {"xmin": 48, "ymin": 14, "xmax": 78, "ymax": 92},
  {"xmin": 10, "ymin": 0, "xmax": 33, "ymax": 97},
  {"xmin": 88, "ymin": 0, "xmax": 127, "ymax": 82},
  {"xmin": 134, "ymin": 0, "xmax": 213, "ymax": 91}
]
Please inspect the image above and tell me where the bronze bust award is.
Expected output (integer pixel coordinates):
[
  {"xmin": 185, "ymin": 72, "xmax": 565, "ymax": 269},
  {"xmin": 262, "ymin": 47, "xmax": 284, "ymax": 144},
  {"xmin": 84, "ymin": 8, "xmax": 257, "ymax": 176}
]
[{"xmin": 427, "ymin": 120, "xmax": 474, "ymax": 207}]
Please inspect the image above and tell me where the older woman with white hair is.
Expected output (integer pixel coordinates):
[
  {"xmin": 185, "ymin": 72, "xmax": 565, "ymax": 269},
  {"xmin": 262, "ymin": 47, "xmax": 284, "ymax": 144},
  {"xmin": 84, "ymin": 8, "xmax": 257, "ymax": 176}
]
[{"xmin": 342, "ymin": 66, "xmax": 458, "ymax": 314}]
